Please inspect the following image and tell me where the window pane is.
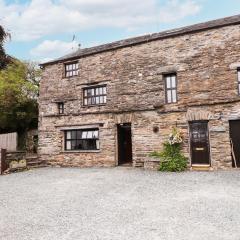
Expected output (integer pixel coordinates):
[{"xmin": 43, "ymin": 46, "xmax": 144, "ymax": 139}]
[
  {"xmin": 93, "ymin": 130, "xmax": 99, "ymax": 138},
  {"xmin": 71, "ymin": 140, "xmax": 77, "ymax": 150},
  {"xmin": 238, "ymin": 83, "xmax": 240, "ymax": 95},
  {"xmin": 103, "ymin": 96, "xmax": 106, "ymax": 103},
  {"xmin": 172, "ymin": 90, "xmax": 177, "ymax": 102},
  {"xmin": 166, "ymin": 77, "xmax": 171, "ymax": 88},
  {"xmin": 103, "ymin": 87, "xmax": 106, "ymax": 94},
  {"xmin": 91, "ymin": 89, "xmax": 95, "ymax": 95},
  {"xmin": 71, "ymin": 131, "xmax": 77, "ymax": 139},
  {"xmin": 167, "ymin": 90, "xmax": 172, "ymax": 103},
  {"xmin": 87, "ymin": 98, "xmax": 91, "ymax": 105},
  {"xmin": 82, "ymin": 140, "xmax": 87, "ymax": 150},
  {"xmin": 96, "ymin": 96, "xmax": 100, "ymax": 104},
  {"xmin": 77, "ymin": 131, "xmax": 82, "ymax": 139},
  {"xmin": 87, "ymin": 89, "xmax": 91, "ymax": 96},
  {"xmin": 96, "ymin": 88, "xmax": 99, "ymax": 95},
  {"xmin": 82, "ymin": 131, "xmax": 87, "ymax": 139},
  {"xmin": 171, "ymin": 76, "xmax": 176, "ymax": 88},
  {"xmin": 76, "ymin": 140, "xmax": 82, "ymax": 149},
  {"xmin": 66, "ymin": 131, "xmax": 71, "ymax": 140},
  {"xmin": 86, "ymin": 139, "xmax": 97, "ymax": 150},
  {"xmin": 87, "ymin": 131, "xmax": 93, "ymax": 139},
  {"xmin": 99, "ymin": 87, "xmax": 103, "ymax": 95},
  {"xmin": 66, "ymin": 141, "xmax": 71, "ymax": 150},
  {"xmin": 84, "ymin": 99, "xmax": 88, "ymax": 105},
  {"xmin": 96, "ymin": 140, "xmax": 100, "ymax": 150},
  {"xmin": 238, "ymin": 70, "xmax": 240, "ymax": 82}
]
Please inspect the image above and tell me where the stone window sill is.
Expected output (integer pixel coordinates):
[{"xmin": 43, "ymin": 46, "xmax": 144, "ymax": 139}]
[
  {"xmin": 60, "ymin": 150, "xmax": 101, "ymax": 154},
  {"xmin": 81, "ymin": 104, "xmax": 106, "ymax": 108}
]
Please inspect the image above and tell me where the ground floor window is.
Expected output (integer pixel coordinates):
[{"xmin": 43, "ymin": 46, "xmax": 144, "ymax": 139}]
[{"xmin": 64, "ymin": 129, "xmax": 99, "ymax": 151}]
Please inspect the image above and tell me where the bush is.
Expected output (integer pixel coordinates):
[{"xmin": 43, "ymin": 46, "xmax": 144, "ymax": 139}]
[{"xmin": 150, "ymin": 142, "xmax": 188, "ymax": 172}]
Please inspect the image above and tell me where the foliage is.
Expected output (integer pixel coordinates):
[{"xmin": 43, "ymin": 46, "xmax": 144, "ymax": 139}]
[
  {"xmin": 150, "ymin": 128, "xmax": 188, "ymax": 172},
  {"xmin": 0, "ymin": 25, "xmax": 10, "ymax": 70},
  {"xmin": 168, "ymin": 127, "xmax": 183, "ymax": 145},
  {"xmin": 0, "ymin": 59, "xmax": 40, "ymax": 134}
]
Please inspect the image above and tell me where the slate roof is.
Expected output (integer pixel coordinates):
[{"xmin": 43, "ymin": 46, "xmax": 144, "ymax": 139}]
[{"xmin": 41, "ymin": 14, "xmax": 240, "ymax": 66}]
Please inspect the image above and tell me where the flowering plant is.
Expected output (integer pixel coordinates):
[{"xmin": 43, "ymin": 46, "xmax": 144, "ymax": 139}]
[
  {"xmin": 168, "ymin": 127, "xmax": 183, "ymax": 145},
  {"xmin": 150, "ymin": 127, "xmax": 187, "ymax": 172}
]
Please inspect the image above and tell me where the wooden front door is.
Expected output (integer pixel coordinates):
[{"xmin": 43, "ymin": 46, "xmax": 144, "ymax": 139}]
[
  {"xmin": 117, "ymin": 123, "xmax": 133, "ymax": 165},
  {"xmin": 189, "ymin": 121, "xmax": 210, "ymax": 165},
  {"xmin": 229, "ymin": 120, "xmax": 240, "ymax": 168}
]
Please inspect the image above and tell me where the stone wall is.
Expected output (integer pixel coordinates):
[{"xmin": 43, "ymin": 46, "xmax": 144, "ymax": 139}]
[
  {"xmin": 26, "ymin": 129, "xmax": 38, "ymax": 153},
  {"xmin": 39, "ymin": 23, "xmax": 240, "ymax": 169}
]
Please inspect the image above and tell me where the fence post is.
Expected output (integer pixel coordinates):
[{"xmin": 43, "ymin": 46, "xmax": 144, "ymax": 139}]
[{"xmin": 0, "ymin": 149, "xmax": 7, "ymax": 175}]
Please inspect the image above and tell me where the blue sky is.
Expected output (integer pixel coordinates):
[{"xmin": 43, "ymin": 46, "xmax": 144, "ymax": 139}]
[{"xmin": 1, "ymin": 0, "xmax": 240, "ymax": 62}]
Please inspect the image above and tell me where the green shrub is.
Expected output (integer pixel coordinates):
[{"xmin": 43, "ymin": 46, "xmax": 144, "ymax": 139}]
[{"xmin": 150, "ymin": 142, "xmax": 188, "ymax": 172}]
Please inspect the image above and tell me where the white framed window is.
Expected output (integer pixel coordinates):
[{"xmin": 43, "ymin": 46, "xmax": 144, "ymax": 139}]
[
  {"xmin": 65, "ymin": 62, "xmax": 79, "ymax": 77},
  {"xmin": 64, "ymin": 129, "xmax": 99, "ymax": 151},
  {"xmin": 57, "ymin": 102, "xmax": 64, "ymax": 114},
  {"xmin": 83, "ymin": 85, "xmax": 107, "ymax": 106},
  {"xmin": 164, "ymin": 73, "xmax": 177, "ymax": 104}
]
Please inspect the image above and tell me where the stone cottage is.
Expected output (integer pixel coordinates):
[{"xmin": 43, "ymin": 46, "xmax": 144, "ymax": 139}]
[{"xmin": 39, "ymin": 14, "xmax": 240, "ymax": 170}]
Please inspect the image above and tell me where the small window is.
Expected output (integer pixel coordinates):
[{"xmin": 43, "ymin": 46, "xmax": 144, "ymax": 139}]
[
  {"xmin": 238, "ymin": 68, "xmax": 240, "ymax": 95},
  {"xmin": 64, "ymin": 129, "xmax": 99, "ymax": 151},
  {"xmin": 58, "ymin": 102, "xmax": 64, "ymax": 114},
  {"xmin": 83, "ymin": 85, "xmax": 107, "ymax": 106},
  {"xmin": 65, "ymin": 62, "xmax": 79, "ymax": 77},
  {"xmin": 164, "ymin": 73, "xmax": 177, "ymax": 104}
]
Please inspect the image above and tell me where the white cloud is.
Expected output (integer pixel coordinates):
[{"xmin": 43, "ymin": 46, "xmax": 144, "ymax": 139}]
[
  {"xmin": 0, "ymin": 0, "xmax": 202, "ymax": 41},
  {"xmin": 158, "ymin": 0, "xmax": 201, "ymax": 23},
  {"xmin": 30, "ymin": 40, "xmax": 79, "ymax": 61}
]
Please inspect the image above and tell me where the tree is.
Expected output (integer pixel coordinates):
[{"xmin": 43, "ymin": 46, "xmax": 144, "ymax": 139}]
[
  {"xmin": 0, "ymin": 59, "xmax": 40, "ymax": 134},
  {"xmin": 0, "ymin": 25, "xmax": 10, "ymax": 69}
]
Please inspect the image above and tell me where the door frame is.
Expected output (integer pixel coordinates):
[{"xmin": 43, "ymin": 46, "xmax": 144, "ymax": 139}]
[
  {"xmin": 116, "ymin": 123, "xmax": 133, "ymax": 166},
  {"xmin": 229, "ymin": 119, "xmax": 240, "ymax": 168},
  {"xmin": 188, "ymin": 120, "xmax": 212, "ymax": 166}
]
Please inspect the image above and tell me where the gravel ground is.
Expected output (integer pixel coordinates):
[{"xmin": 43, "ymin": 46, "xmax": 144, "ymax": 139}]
[{"xmin": 0, "ymin": 167, "xmax": 240, "ymax": 240}]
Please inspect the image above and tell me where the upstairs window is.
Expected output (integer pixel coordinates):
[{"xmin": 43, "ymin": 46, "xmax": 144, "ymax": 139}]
[
  {"xmin": 83, "ymin": 85, "xmax": 107, "ymax": 106},
  {"xmin": 58, "ymin": 102, "xmax": 64, "ymax": 114},
  {"xmin": 65, "ymin": 62, "xmax": 79, "ymax": 77},
  {"xmin": 164, "ymin": 73, "xmax": 177, "ymax": 104},
  {"xmin": 65, "ymin": 129, "xmax": 99, "ymax": 151},
  {"xmin": 238, "ymin": 68, "xmax": 240, "ymax": 95}
]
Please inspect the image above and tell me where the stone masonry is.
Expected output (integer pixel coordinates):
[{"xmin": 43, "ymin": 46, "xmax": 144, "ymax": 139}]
[{"xmin": 39, "ymin": 15, "xmax": 240, "ymax": 170}]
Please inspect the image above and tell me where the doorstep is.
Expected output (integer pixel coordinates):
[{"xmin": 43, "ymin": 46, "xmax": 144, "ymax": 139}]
[
  {"xmin": 191, "ymin": 164, "xmax": 213, "ymax": 171},
  {"xmin": 118, "ymin": 162, "xmax": 133, "ymax": 167}
]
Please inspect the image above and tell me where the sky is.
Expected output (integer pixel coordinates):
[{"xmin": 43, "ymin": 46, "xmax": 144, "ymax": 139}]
[{"xmin": 1, "ymin": 0, "xmax": 240, "ymax": 63}]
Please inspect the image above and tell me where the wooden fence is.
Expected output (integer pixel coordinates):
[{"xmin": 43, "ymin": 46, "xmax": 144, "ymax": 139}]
[{"xmin": 0, "ymin": 132, "xmax": 17, "ymax": 151}]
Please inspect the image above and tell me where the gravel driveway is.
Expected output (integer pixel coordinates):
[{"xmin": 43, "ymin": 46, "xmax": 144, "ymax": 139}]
[{"xmin": 0, "ymin": 167, "xmax": 240, "ymax": 240}]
